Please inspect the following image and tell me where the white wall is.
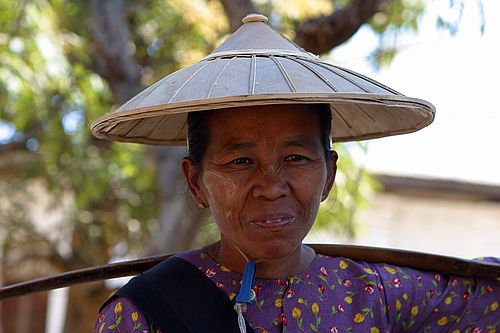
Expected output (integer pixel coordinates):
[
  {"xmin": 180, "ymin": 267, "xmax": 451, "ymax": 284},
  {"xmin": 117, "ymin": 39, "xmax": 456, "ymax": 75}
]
[{"xmin": 306, "ymin": 191, "xmax": 500, "ymax": 259}]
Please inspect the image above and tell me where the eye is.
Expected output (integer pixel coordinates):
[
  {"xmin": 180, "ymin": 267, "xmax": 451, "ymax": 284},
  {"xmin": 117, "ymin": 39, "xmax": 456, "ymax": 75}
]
[
  {"xmin": 285, "ymin": 154, "xmax": 307, "ymax": 162},
  {"xmin": 231, "ymin": 157, "xmax": 252, "ymax": 165}
]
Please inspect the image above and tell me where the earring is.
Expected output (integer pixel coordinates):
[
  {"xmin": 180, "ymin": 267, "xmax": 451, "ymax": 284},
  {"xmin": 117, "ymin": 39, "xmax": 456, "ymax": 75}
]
[{"xmin": 198, "ymin": 203, "xmax": 206, "ymax": 209}]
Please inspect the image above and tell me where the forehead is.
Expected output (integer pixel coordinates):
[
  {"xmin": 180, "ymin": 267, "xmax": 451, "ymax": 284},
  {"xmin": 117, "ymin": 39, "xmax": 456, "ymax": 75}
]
[{"xmin": 205, "ymin": 104, "xmax": 323, "ymax": 146}]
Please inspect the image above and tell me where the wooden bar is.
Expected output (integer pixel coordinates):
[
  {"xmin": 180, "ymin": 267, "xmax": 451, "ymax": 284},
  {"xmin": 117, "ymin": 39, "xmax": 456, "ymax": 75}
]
[{"xmin": 1, "ymin": 244, "xmax": 499, "ymax": 301}]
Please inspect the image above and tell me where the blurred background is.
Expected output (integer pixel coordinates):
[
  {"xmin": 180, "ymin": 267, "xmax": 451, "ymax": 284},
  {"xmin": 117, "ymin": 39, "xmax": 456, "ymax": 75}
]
[{"xmin": 0, "ymin": 0, "xmax": 499, "ymax": 332}]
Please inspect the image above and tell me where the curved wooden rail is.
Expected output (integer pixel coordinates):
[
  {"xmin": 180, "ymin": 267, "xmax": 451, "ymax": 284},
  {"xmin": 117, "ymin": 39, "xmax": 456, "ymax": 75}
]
[{"xmin": 2, "ymin": 244, "xmax": 499, "ymax": 301}]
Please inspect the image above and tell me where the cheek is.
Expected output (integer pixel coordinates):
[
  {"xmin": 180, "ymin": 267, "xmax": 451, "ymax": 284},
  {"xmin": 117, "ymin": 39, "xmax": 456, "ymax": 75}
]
[
  {"xmin": 287, "ymin": 167, "xmax": 327, "ymax": 219},
  {"xmin": 288, "ymin": 166, "xmax": 327, "ymax": 196},
  {"xmin": 201, "ymin": 170, "xmax": 239, "ymax": 221}
]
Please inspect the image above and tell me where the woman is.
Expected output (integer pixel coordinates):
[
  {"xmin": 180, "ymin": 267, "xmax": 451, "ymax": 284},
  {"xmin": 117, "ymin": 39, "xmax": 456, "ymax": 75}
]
[{"xmin": 92, "ymin": 14, "xmax": 500, "ymax": 333}]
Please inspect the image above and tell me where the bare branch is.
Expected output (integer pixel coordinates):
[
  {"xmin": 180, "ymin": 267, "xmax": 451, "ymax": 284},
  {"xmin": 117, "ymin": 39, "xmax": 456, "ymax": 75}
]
[
  {"xmin": 294, "ymin": 0, "xmax": 391, "ymax": 54},
  {"xmin": 219, "ymin": 0, "xmax": 257, "ymax": 31}
]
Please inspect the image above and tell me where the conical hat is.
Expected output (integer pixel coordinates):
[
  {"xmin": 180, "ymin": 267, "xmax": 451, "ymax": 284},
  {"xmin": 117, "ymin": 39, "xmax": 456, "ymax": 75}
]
[{"xmin": 91, "ymin": 14, "xmax": 435, "ymax": 144}]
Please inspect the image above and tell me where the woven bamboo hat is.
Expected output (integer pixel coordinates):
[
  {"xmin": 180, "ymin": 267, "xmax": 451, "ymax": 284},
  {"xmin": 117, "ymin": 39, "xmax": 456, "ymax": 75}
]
[{"xmin": 91, "ymin": 14, "xmax": 435, "ymax": 144}]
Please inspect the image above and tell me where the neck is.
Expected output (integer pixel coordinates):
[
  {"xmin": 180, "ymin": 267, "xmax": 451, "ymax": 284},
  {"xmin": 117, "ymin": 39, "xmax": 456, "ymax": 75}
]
[{"xmin": 206, "ymin": 240, "xmax": 315, "ymax": 279}]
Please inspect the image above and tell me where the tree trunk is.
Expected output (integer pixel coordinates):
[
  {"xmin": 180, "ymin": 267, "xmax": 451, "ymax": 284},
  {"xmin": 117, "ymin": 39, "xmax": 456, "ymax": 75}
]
[
  {"xmin": 88, "ymin": 0, "xmax": 206, "ymax": 256},
  {"xmin": 61, "ymin": 1, "xmax": 207, "ymax": 331},
  {"xmin": 219, "ymin": 0, "xmax": 257, "ymax": 31},
  {"xmin": 147, "ymin": 147, "xmax": 208, "ymax": 255}
]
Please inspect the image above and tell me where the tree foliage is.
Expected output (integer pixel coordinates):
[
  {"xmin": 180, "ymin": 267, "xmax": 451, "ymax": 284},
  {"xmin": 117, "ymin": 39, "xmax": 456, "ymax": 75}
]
[{"xmin": 0, "ymin": 0, "xmax": 157, "ymax": 270}]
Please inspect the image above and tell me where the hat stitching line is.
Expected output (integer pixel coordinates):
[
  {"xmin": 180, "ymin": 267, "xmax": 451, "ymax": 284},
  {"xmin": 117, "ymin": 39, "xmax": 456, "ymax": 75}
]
[
  {"xmin": 206, "ymin": 57, "xmax": 235, "ymax": 99},
  {"xmin": 294, "ymin": 58, "xmax": 340, "ymax": 93}
]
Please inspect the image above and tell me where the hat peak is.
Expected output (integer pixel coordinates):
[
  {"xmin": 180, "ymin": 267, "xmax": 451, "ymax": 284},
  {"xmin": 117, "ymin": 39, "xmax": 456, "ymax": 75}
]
[{"xmin": 242, "ymin": 13, "xmax": 268, "ymax": 24}]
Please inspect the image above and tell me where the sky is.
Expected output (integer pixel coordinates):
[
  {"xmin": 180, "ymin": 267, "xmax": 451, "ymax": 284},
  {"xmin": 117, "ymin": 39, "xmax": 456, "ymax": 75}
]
[{"xmin": 332, "ymin": 0, "xmax": 500, "ymax": 185}]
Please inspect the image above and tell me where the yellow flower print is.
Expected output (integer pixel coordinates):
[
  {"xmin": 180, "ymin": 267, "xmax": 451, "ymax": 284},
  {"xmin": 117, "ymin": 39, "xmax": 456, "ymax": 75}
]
[
  {"xmin": 292, "ymin": 306, "xmax": 301, "ymax": 319},
  {"xmin": 298, "ymin": 297, "xmax": 305, "ymax": 304},
  {"xmin": 354, "ymin": 313, "xmax": 365, "ymax": 323},
  {"xmin": 229, "ymin": 292, "xmax": 236, "ymax": 301},
  {"xmin": 396, "ymin": 299, "xmax": 402, "ymax": 311},
  {"xmin": 274, "ymin": 298, "xmax": 283, "ymax": 308},
  {"xmin": 451, "ymin": 330, "xmax": 460, "ymax": 333},
  {"xmin": 344, "ymin": 296, "xmax": 352, "ymax": 304},
  {"xmin": 383, "ymin": 266, "xmax": 397, "ymax": 275},
  {"xmin": 444, "ymin": 296, "xmax": 452, "ymax": 305},
  {"xmin": 220, "ymin": 265, "xmax": 231, "ymax": 272},
  {"xmin": 491, "ymin": 301, "xmax": 498, "ymax": 312},
  {"xmin": 437, "ymin": 316, "xmax": 449, "ymax": 326},
  {"xmin": 98, "ymin": 322, "xmax": 105, "ymax": 333},
  {"xmin": 402, "ymin": 293, "xmax": 409, "ymax": 302},
  {"xmin": 370, "ymin": 327, "xmax": 380, "ymax": 333},
  {"xmin": 411, "ymin": 305, "xmax": 419, "ymax": 317},
  {"xmin": 339, "ymin": 260, "xmax": 348, "ymax": 269},
  {"xmin": 131, "ymin": 311, "xmax": 138, "ymax": 322},
  {"xmin": 364, "ymin": 267, "xmax": 376, "ymax": 274},
  {"xmin": 311, "ymin": 302, "xmax": 319, "ymax": 314},
  {"xmin": 114, "ymin": 302, "xmax": 122, "ymax": 316},
  {"xmin": 262, "ymin": 330, "xmax": 269, "ymax": 333},
  {"xmin": 487, "ymin": 328, "xmax": 496, "ymax": 333}
]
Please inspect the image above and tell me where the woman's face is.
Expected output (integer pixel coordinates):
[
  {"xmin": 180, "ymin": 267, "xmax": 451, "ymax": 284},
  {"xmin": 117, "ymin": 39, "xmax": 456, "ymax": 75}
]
[{"xmin": 183, "ymin": 105, "xmax": 337, "ymax": 261}]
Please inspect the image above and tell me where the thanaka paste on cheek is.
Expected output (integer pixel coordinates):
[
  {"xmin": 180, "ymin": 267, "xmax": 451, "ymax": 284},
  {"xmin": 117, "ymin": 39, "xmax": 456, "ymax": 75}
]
[{"xmin": 202, "ymin": 170, "xmax": 237, "ymax": 221}]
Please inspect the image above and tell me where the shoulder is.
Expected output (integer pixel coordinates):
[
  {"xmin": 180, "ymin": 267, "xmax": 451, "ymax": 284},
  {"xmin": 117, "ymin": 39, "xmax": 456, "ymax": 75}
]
[
  {"xmin": 308, "ymin": 253, "xmax": 429, "ymax": 292},
  {"xmin": 311, "ymin": 253, "xmax": 380, "ymax": 275},
  {"xmin": 174, "ymin": 247, "xmax": 206, "ymax": 264},
  {"xmin": 94, "ymin": 296, "xmax": 153, "ymax": 333},
  {"xmin": 93, "ymin": 248, "xmax": 214, "ymax": 333}
]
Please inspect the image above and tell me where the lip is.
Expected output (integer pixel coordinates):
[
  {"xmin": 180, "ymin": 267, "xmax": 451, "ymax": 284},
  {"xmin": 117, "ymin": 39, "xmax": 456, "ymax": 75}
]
[{"xmin": 249, "ymin": 214, "xmax": 295, "ymax": 229}]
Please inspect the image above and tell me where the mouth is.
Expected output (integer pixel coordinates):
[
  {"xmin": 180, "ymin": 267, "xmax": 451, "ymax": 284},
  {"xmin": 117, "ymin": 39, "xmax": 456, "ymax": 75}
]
[{"xmin": 249, "ymin": 215, "xmax": 295, "ymax": 229}]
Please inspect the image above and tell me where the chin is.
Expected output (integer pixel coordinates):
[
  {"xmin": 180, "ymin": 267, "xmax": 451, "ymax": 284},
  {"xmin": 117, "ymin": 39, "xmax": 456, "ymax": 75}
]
[{"xmin": 250, "ymin": 238, "xmax": 301, "ymax": 261}]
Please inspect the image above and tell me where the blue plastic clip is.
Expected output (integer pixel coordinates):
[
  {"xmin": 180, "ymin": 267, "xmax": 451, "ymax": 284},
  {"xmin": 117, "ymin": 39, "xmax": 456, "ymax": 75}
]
[{"xmin": 235, "ymin": 262, "xmax": 257, "ymax": 303}]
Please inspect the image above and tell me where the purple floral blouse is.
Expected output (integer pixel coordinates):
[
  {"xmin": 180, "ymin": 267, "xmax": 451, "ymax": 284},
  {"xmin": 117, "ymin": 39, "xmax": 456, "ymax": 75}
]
[{"xmin": 94, "ymin": 248, "xmax": 500, "ymax": 333}]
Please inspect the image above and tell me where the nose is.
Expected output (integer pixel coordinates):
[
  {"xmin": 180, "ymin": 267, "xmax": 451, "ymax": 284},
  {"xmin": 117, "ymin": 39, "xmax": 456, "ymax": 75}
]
[{"xmin": 252, "ymin": 168, "xmax": 289, "ymax": 200}]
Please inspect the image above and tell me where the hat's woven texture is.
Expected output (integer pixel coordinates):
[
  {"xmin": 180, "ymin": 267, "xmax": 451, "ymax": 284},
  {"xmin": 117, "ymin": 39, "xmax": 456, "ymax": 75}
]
[{"xmin": 91, "ymin": 14, "xmax": 435, "ymax": 145}]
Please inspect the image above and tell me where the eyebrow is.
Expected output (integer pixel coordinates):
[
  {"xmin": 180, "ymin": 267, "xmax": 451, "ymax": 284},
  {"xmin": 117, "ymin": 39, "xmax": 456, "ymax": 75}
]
[
  {"xmin": 217, "ymin": 138, "xmax": 320, "ymax": 154},
  {"xmin": 283, "ymin": 138, "xmax": 321, "ymax": 151},
  {"xmin": 219, "ymin": 142, "xmax": 257, "ymax": 154}
]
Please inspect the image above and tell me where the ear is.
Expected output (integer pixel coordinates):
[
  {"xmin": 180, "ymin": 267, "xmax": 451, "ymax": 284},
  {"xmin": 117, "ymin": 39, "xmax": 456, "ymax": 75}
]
[
  {"xmin": 321, "ymin": 150, "xmax": 338, "ymax": 201},
  {"xmin": 181, "ymin": 157, "xmax": 208, "ymax": 208}
]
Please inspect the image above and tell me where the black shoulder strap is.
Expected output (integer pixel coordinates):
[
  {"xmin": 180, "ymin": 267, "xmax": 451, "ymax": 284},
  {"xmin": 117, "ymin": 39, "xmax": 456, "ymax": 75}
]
[{"xmin": 113, "ymin": 256, "xmax": 255, "ymax": 333}]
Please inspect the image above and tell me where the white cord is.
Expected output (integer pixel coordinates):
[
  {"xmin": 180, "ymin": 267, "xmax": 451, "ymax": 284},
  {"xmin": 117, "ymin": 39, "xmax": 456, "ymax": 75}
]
[{"xmin": 234, "ymin": 302, "xmax": 247, "ymax": 333}]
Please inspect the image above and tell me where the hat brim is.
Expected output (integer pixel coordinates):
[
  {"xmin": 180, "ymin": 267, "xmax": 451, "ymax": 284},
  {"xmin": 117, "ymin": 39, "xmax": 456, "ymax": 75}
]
[{"xmin": 91, "ymin": 92, "xmax": 435, "ymax": 145}]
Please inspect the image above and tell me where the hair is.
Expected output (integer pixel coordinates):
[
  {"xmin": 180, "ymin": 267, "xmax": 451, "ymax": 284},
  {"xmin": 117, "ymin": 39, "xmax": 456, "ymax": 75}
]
[{"xmin": 187, "ymin": 104, "xmax": 333, "ymax": 164}]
